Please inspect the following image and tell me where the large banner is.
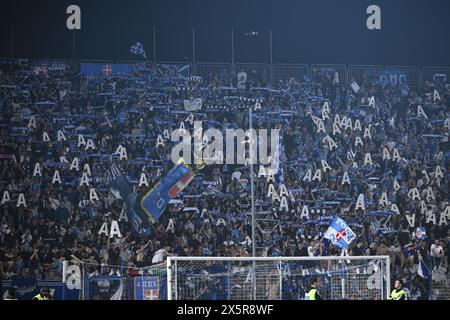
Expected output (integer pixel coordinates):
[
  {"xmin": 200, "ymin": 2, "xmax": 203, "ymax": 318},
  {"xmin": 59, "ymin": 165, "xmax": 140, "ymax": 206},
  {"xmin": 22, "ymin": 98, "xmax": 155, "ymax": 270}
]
[
  {"xmin": 10, "ymin": 276, "xmax": 39, "ymax": 300},
  {"xmin": 2, "ymin": 279, "xmax": 80, "ymax": 300},
  {"xmin": 80, "ymin": 63, "xmax": 134, "ymax": 77},
  {"xmin": 87, "ymin": 277, "xmax": 124, "ymax": 300},
  {"xmin": 31, "ymin": 60, "xmax": 72, "ymax": 74},
  {"xmin": 134, "ymin": 276, "xmax": 163, "ymax": 300},
  {"xmin": 379, "ymin": 70, "xmax": 407, "ymax": 85}
]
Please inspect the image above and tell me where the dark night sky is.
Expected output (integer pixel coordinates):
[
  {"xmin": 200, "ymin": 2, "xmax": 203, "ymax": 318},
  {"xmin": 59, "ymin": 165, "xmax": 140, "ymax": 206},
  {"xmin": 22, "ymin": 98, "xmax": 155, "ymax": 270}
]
[{"xmin": 0, "ymin": 0, "xmax": 449, "ymax": 66}]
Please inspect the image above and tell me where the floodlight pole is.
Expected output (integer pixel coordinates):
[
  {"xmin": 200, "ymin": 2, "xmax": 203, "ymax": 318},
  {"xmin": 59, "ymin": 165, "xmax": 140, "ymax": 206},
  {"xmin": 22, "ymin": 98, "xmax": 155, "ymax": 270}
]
[
  {"xmin": 192, "ymin": 26, "xmax": 195, "ymax": 65},
  {"xmin": 269, "ymin": 29, "xmax": 273, "ymax": 83},
  {"xmin": 249, "ymin": 107, "xmax": 257, "ymax": 299},
  {"xmin": 72, "ymin": 30, "xmax": 76, "ymax": 64},
  {"xmin": 153, "ymin": 26, "xmax": 156, "ymax": 65},
  {"xmin": 231, "ymin": 28, "xmax": 234, "ymax": 68},
  {"xmin": 10, "ymin": 20, "xmax": 14, "ymax": 59}
]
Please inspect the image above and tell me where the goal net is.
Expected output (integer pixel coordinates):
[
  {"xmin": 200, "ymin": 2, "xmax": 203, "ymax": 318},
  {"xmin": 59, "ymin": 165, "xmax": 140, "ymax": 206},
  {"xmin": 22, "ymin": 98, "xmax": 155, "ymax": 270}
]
[{"xmin": 167, "ymin": 256, "xmax": 391, "ymax": 300}]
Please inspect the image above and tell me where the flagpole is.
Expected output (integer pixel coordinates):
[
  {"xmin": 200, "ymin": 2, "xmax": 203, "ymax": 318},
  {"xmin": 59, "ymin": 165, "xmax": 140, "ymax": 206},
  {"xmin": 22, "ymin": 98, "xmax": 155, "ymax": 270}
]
[
  {"xmin": 231, "ymin": 28, "xmax": 234, "ymax": 68},
  {"xmin": 10, "ymin": 19, "xmax": 14, "ymax": 59},
  {"xmin": 340, "ymin": 248, "xmax": 345, "ymax": 299},
  {"xmin": 72, "ymin": 30, "xmax": 76, "ymax": 65},
  {"xmin": 249, "ymin": 106, "xmax": 257, "ymax": 300},
  {"xmin": 153, "ymin": 26, "xmax": 156, "ymax": 65},
  {"xmin": 269, "ymin": 29, "xmax": 273, "ymax": 83},
  {"xmin": 192, "ymin": 26, "xmax": 195, "ymax": 65}
]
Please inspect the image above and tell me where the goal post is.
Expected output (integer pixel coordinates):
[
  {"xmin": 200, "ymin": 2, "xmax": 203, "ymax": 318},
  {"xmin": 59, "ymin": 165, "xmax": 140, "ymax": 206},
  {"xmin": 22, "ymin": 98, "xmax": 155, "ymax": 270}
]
[{"xmin": 167, "ymin": 256, "xmax": 391, "ymax": 300}]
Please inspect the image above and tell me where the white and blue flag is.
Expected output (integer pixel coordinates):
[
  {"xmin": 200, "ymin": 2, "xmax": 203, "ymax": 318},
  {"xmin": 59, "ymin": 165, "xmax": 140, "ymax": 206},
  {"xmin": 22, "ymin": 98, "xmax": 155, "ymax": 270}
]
[
  {"xmin": 130, "ymin": 42, "xmax": 147, "ymax": 58},
  {"xmin": 417, "ymin": 256, "xmax": 431, "ymax": 280},
  {"xmin": 414, "ymin": 227, "xmax": 427, "ymax": 241},
  {"xmin": 323, "ymin": 216, "xmax": 356, "ymax": 249}
]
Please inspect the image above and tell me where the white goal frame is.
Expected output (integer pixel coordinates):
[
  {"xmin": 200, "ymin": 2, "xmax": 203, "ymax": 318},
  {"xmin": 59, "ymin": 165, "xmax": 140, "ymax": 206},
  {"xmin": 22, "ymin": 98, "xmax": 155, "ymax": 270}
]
[{"xmin": 167, "ymin": 256, "xmax": 391, "ymax": 300}]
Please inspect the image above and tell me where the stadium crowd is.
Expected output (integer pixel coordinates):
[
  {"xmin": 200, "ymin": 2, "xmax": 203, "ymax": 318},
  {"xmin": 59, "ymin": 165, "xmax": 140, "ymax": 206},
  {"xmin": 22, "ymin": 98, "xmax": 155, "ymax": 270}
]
[{"xmin": 0, "ymin": 59, "xmax": 449, "ymax": 299}]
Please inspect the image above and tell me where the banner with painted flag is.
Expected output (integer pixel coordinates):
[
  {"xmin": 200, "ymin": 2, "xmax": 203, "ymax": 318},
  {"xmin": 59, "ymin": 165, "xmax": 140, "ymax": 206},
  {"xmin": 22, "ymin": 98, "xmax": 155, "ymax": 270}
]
[
  {"xmin": 80, "ymin": 63, "xmax": 134, "ymax": 77},
  {"xmin": 139, "ymin": 161, "xmax": 199, "ymax": 223},
  {"xmin": 323, "ymin": 216, "xmax": 356, "ymax": 249},
  {"xmin": 414, "ymin": 227, "xmax": 427, "ymax": 241},
  {"xmin": 418, "ymin": 255, "xmax": 431, "ymax": 280},
  {"xmin": 130, "ymin": 42, "xmax": 147, "ymax": 58}
]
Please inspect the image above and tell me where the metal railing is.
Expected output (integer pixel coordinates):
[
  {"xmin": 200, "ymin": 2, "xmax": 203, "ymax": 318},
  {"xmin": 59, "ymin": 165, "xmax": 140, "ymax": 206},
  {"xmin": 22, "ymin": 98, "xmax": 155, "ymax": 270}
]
[
  {"xmin": 311, "ymin": 64, "xmax": 348, "ymax": 84},
  {"xmin": 4, "ymin": 57, "xmax": 449, "ymax": 89},
  {"xmin": 194, "ymin": 62, "xmax": 232, "ymax": 81},
  {"xmin": 385, "ymin": 65, "xmax": 421, "ymax": 87},
  {"xmin": 234, "ymin": 63, "xmax": 271, "ymax": 84},
  {"xmin": 348, "ymin": 65, "xmax": 384, "ymax": 83},
  {"xmin": 273, "ymin": 63, "xmax": 309, "ymax": 81},
  {"xmin": 422, "ymin": 66, "xmax": 450, "ymax": 83}
]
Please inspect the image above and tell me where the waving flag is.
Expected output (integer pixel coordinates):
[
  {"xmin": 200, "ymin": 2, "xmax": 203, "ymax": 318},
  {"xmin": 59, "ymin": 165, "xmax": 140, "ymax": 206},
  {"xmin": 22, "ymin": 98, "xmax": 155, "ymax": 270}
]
[
  {"xmin": 130, "ymin": 42, "xmax": 147, "ymax": 58},
  {"xmin": 105, "ymin": 160, "xmax": 201, "ymax": 237},
  {"xmin": 323, "ymin": 216, "xmax": 356, "ymax": 249},
  {"xmin": 418, "ymin": 255, "xmax": 431, "ymax": 280},
  {"xmin": 139, "ymin": 161, "xmax": 197, "ymax": 223}
]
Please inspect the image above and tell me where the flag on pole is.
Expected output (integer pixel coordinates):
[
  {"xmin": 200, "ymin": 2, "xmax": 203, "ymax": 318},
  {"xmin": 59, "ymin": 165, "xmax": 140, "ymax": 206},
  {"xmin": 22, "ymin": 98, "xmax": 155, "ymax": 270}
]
[
  {"xmin": 130, "ymin": 42, "xmax": 147, "ymax": 58},
  {"xmin": 417, "ymin": 255, "xmax": 431, "ymax": 280},
  {"xmin": 110, "ymin": 281, "xmax": 123, "ymax": 300},
  {"xmin": 139, "ymin": 161, "xmax": 198, "ymax": 223},
  {"xmin": 323, "ymin": 216, "xmax": 356, "ymax": 249},
  {"xmin": 350, "ymin": 81, "xmax": 360, "ymax": 94},
  {"xmin": 104, "ymin": 161, "xmax": 200, "ymax": 236}
]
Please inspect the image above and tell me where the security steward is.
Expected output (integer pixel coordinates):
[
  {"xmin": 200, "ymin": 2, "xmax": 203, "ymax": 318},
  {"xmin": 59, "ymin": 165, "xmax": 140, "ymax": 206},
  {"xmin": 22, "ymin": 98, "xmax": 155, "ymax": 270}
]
[
  {"xmin": 32, "ymin": 287, "xmax": 50, "ymax": 300},
  {"xmin": 305, "ymin": 278, "xmax": 323, "ymax": 300},
  {"xmin": 390, "ymin": 279, "xmax": 408, "ymax": 300}
]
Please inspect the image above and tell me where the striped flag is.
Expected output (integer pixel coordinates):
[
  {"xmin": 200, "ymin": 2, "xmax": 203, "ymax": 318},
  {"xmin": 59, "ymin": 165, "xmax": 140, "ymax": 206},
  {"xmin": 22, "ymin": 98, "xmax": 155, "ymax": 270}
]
[{"xmin": 168, "ymin": 170, "xmax": 195, "ymax": 197}]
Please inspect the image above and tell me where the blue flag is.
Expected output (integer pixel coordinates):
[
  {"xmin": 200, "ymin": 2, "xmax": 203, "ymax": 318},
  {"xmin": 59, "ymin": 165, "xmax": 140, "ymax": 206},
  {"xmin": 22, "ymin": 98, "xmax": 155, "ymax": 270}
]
[
  {"xmin": 105, "ymin": 161, "xmax": 199, "ymax": 236},
  {"xmin": 104, "ymin": 163, "xmax": 153, "ymax": 236},
  {"xmin": 139, "ymin": 162, "xmax": 196, "ymax": 223},
  {"xmin": 323, "ymin": 216, "xmax": 356, "ymax": 249}
]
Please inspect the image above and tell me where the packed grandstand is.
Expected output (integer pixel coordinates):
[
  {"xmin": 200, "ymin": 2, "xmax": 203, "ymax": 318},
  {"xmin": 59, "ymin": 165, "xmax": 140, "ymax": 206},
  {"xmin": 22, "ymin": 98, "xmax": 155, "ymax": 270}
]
[{"xmin": 0, "ymin": 59, "xmax": 448, "ymax": 299}]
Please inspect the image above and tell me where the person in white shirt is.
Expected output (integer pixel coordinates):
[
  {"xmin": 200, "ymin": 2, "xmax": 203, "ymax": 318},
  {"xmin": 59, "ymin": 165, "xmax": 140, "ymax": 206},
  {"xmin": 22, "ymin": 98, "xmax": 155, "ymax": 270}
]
[
  {"xmin": 307, "ymin": 241, "xmax": 316, "ymax": 257},
  {"xmin": 152, "ymin": 248, "xmax": 167, "ymax": 264},
  {"xmin": 430, "ymin": 240, "xmax": 444, "ymax": 269}
]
